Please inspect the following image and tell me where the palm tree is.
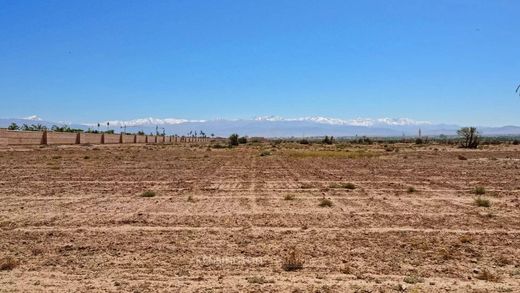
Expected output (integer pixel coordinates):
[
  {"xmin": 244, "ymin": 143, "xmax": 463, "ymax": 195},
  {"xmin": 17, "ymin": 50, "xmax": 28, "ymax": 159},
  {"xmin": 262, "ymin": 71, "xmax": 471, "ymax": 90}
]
[{"xmin": 7, "ymin": 123, "xmax": 19, "ymax": 130}]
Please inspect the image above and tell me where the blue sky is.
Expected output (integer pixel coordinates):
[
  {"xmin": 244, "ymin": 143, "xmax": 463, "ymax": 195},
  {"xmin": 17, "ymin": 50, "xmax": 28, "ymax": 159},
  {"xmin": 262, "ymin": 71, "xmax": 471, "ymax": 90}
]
[{"xmin": 0, "ymin": 0, "xmax": 519, "ymax": 126}]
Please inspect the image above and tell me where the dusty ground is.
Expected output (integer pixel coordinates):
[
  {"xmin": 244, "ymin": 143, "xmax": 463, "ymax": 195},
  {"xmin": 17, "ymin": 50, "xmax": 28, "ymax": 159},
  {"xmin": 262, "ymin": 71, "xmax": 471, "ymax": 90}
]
[{"xmin": 0, "ymin": 142, "xmax": 519, "ymax": 292}]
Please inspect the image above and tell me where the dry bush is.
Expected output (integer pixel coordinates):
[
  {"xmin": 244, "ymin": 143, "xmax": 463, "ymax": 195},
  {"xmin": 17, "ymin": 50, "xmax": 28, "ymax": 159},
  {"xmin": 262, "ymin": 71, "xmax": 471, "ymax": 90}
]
[
  {"xmin": 476, "ymin": 269, "xmax": 500, "ymax": 282},
  {"xmin": 299, "ymin": 183, "xmax": 314, "ymax": 189},
  {"xmin": 473, "ymin": 186, "xmax": 486, "ymax": 195},
  {"xmin": 458, "ymin": 155, "xmax": 468, "ymax": 160},
  {"xmin": 0, "ymin": 256, "xmax": 18, "ymax": 271},
  {"xmin": 403, "ymin": 275, "xmax": 424, "ymax": 284},
  {"xmin": 259, "ymin": 150, "xmax": 271, "ymax": 157},
  {"xmin": 407, "ymin": 186, "xmax": 417, "ymax": 193},
  {"xmin": 459, "ymin": 235, "xmax": 473, "ymax": 244},
  {"xmin": 187, "ymin": 195, "xmax": 196, "ymax": 202},
  {"xmin": 474, "ymin": 197, "xmax": 491, "ymax": 207},
  {"xmin": 284, "ymin": 194, "xmax": 296, "ymax": 201},
  {"xmin": 281, "ymin": 247, "xmax": 304, "ymax": 271},
  {"xmin": 330, "ymin": 182, "xmax": 356, "ymax": 190},
  {"xmin": 318, "ymin": 198, "xmax": 333, "ymax": 207},
  {"xmin": 140, "ymin": 190, "xmax": 156, "ymax": 197}
]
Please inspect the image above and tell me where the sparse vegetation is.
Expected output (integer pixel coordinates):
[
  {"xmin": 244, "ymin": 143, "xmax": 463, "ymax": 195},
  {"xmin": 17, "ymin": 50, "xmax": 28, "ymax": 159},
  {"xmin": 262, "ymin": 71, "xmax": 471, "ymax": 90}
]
[
  {"xmin": 476, "ymin": 269, "xmax": 500, "ymax": 282},
  {"xmin": 403, "ymin": 275, "xmax": 424, "ymax": 284},
  {"xmin": 284, "ymin": 194, "xmax": 296, "ymax": 200},
  {"xmin": 228, "ymin": 134, "xmax": 239, "ymax": 146},
  {"xmin": 140, "ymin": 190, "xmax": 156, "ymax": 197},
  {"xmin": 458, "ymin": 154, "xmax": 468, "ymax": 160},
  {"xmin": 7, "ymin": 123, "xmax": 19, "ymax": 130},
  {"xmin": 187, "ymin": 195, "xmax": 196, "ymax": 202},
  {"xmin": 246, "ymin": 276, "xmax": 274, "ymax": 284},
  {"xmin": 318, "ymin": 197, "xmax": 333, "ymax": 207},
  {"xmin": 458, "ymin": 127, "xmax": 480, "ymax": 149},
  {"xmin": 330, "ymin": 182, "xmax": 356, "ymax": 189},
  {"xmin": 407, "ymin": 186, "xmax": 417, "ymax": 193},
  {"xmin": 0, "ymin": 256, "xmax": 18, "ymax": 271},
  {"xmin": 238, "ymin": 136, "xmax": 248, "ymax": 144},
  {"xmin": 287, "ymin": 150, "xmax": 378, "ymax": 159},
  {"xmin": 473, "ymin": 186, "xmax": 486, "ymax": 195},
  {"xmin": 474, "ymin": 196, "xmax": 491, "ymax": 207},
  {"xmin": 281, "ymin": 247, "xmax": 304, "ymax": 271},
  {"xmin": 260, "ymin": 150, "xmax": 271, "ymax": 157},
  {"xmin": 322, "ymin": 136, "xmax": 334, "ymax": 145}
]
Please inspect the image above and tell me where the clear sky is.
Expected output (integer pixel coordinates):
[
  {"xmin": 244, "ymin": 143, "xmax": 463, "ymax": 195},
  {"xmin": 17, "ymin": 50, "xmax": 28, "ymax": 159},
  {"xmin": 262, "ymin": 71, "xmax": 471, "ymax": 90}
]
[{"xmin": 1, "ymin": 0, "xmax": 519, "ymax": 126}]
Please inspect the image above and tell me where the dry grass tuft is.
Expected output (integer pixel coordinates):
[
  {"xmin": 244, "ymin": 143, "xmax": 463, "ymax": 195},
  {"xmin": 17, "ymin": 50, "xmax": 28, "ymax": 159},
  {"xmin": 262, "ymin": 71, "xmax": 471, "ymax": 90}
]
[
  {"xmin": 284, "ymin": 194, "xmax": 296, "ymax": 201},
  {"xmin": 403, "ymin": 275, "xmax": 424, "ymax": 284},
  {"xmin": 0, "ymin": 256, "xmax": 18, "ymax": 271},
  {"xmin": 474, "ymin": 196, "xmax": 491, "ymax": 207},
  {"xmin": 473, "ymin": 186, "xmax": 486, "ymax": 195},
  {"xmin": 407, "ymin": 186, "xmax": 417, "ymax": 193},
  {"xmin": 246, "ymin": 276, "xmax": 275, "ymax": 284},
  {"xmin": 281, "ymin": 247, "xmax": 304, "ymax": 271},
  {"xmin": 318, "ymin": 197, "xmax": 333, "ymax": 207},
  {"xmin": 330, "ymin": 182, "xmax": 356, "ymax": 189},
  {"xmin": 140, "ymin": 190, "xmax": 156, "ymax": 198},
  {"xmin": 476, "ymin": 269, "xmax": 501, "ymax": 282}
]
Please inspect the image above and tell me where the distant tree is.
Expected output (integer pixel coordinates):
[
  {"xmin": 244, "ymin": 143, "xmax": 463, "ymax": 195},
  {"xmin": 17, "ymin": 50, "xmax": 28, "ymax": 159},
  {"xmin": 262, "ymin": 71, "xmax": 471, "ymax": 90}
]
[
  {"xmin": 7, "ymin": 123, "xmax": 19, "ymax": 130},
  {"xmin": 229, "ymin": 133, "xmax": 239, "ymax": 146},
  {"xmin": 322, "ymin": 136, "xmax": 334, "ymax": 145},
  {"xmin": 51, "ymin": 125, "xmax": 83, "ymax": 133},
  {"xmin": 238, "ymin": 136, "xmax": 247, "ymax": 144},
  {"xmin": 457, "ymin": 127, "xmax": 480, "ymax": 149},
  {"xmin": 137, "ymin": 131, "xmax": 145, "ymax": 135},
  {"xmin": 211, "ymin": 133, "xmax": 215, "ymax": 138}
]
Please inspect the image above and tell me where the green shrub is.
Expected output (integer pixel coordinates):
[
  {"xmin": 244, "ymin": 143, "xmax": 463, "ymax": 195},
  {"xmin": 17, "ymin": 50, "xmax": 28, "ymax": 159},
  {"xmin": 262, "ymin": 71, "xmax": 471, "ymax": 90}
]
[
  {"xmin": 238, "ymin": 136, "xmax": 248, "ymax": 144},
  {"xmin": 228, "ymin": 134, "xmax": 239, "ymax": 146}
]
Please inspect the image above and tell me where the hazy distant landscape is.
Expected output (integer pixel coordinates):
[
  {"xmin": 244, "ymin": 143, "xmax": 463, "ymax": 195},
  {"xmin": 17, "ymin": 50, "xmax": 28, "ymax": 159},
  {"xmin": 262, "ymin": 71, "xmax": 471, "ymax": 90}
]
[{"xmin": 2, "ymin": 116, "xmax": 520, "ymax": 138}]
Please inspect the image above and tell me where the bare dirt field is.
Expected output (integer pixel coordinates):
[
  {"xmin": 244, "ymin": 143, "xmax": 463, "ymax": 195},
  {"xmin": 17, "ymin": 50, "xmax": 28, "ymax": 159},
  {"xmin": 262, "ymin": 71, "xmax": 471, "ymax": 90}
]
[{"xmin": 1, "ymin": 142, "xmax": 519, "ymax": 292}]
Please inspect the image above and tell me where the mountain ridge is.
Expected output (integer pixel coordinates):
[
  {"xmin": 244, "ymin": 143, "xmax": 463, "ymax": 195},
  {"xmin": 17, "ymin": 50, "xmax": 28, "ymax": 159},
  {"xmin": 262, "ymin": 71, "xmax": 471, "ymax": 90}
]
[{"xmin": 1, "ymin": 116, "xmax": 519, "ymax": 137}]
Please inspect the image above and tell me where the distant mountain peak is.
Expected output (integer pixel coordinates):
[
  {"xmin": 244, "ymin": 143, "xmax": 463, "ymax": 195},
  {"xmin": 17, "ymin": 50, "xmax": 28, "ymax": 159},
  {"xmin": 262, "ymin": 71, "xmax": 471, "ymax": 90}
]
[
  {"xmin": 23, "ymin": 115, "xmax": 42, "ymax": 121},
  {"xmin": 253, "ymin": 116, "xmax": 431, "ymax": 126}
]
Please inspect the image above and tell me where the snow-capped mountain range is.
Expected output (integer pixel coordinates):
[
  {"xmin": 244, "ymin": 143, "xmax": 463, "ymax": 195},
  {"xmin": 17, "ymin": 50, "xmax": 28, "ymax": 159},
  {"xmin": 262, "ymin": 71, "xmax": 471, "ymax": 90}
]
[
  {"xmin": 1, "ymin": 116, "xmax": 519, "ymax": 137},
  {"xmin": 87, "ymin": 116, "xmax": 433, "ymax": 127}
]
